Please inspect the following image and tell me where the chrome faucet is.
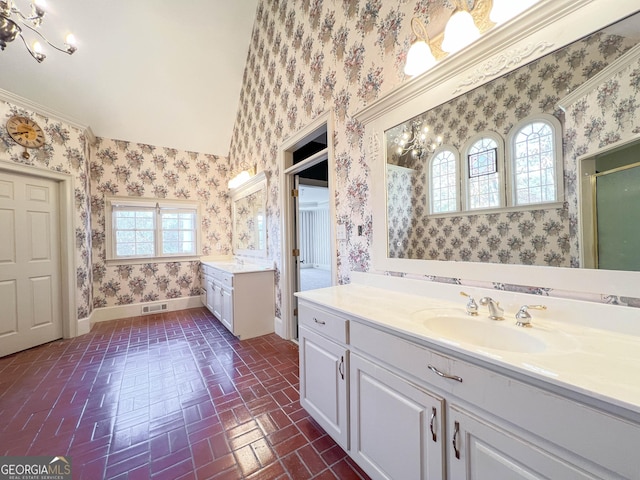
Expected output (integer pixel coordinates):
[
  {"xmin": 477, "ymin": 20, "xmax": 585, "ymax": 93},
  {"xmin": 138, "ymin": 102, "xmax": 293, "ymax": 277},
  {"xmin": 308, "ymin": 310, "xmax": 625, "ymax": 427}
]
[
  {"xmin": 479, "ymin": 297, "xmax": 504, "ymax": 320},
  {"xmin": 459, "ymin": 292, "xmax": 478, "ymax": 316}
]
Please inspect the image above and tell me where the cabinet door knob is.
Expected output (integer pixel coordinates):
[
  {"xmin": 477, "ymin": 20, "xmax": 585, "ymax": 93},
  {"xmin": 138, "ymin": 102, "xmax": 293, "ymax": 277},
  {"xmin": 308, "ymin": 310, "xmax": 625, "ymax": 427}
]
[
  {"xmin": 430, "ymin": 407, "xmax": 437, "ymax": 442},
  {"xmin": 338, "ymin": 355, "xmax": 345, "ymax": 380},
  {"xmin": 453, "ymin": 421, "xmax": 461, "ymax": 460},
  {"xmin": 428, "ymin": 364, "xmax": 463, "ymax": 383}
]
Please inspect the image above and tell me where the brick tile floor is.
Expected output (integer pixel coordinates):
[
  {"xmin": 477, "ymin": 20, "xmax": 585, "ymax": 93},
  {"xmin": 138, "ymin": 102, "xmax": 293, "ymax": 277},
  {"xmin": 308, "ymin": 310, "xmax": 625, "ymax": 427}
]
[{"xmin": 0, "ymin": 308, "xmax": 370, "ymax": 480}]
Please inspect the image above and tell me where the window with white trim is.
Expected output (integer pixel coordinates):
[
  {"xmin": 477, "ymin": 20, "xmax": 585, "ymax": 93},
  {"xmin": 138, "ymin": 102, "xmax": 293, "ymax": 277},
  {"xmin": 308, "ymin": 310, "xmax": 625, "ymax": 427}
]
[
  {"xmin": 106, "ymin": 197, "xmax": 200, "ymax": 261},
  {"xmin": 429, "ymin": 148, "xmax": 459, "ymax": 214},
  {"xmin": 465, "ymin": 135, "xmax": 503, "ymax": 210},
  {"xmin": 509, "ymin": 116, "xmax": 562, "ymax": 206}
]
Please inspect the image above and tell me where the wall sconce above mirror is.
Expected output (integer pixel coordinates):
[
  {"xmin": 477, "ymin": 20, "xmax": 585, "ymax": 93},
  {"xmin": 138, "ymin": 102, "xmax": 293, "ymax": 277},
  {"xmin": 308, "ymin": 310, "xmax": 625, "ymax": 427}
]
[
  {"xmin": 403, "ymin": 0, "xmax": 542, "ymax": 77},
  {"xmin": 356, "ymin": 0, "xmax": 640, "ymax": 297},
  {"xmin": 231, "ymin": 171, "xmax": 267, "ymax": 258}
]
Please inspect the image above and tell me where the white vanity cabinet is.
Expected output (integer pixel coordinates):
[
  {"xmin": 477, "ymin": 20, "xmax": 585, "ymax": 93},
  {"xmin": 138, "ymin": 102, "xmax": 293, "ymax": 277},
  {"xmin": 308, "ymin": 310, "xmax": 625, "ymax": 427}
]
[
  {"xmin": 298, "ymin": 302, "xmax": 349, "ymax": 450},
  {"xmin": 446, "ymin": 406, "xmax": 602, "ymax": 480},
  {"xmin": 298, "ymin": 296, "xmax": 640, "ymax": 480},
  {"xmin": 350, "ymin": 353, "xmax": 445, "ymax": 480},
  {"xmin": 201, "ymin": 263, "xmax": 274, "ymax": 340}
]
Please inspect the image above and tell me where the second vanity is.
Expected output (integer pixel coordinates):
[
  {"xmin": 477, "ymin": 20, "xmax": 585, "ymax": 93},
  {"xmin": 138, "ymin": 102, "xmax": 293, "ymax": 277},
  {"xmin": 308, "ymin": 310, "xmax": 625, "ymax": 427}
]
[
  {"xmin": 296, "ymin": 272, "xmax": 640, "ymax": 480},
  {"xmin": 201, "ymin": 261, "xmax": 274, "ymax": 340}
]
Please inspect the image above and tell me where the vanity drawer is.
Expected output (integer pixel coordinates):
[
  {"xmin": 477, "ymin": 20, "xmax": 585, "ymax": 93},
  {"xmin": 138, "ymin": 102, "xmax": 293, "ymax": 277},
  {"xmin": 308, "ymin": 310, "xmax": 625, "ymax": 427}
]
[
  {"xmin": 350, "ymin": 320, "xmax": 463, "ymax": 394},
  {"xmin": 207, "ymin": 267, "xmax": 234, "ymax": 287},
  {"xmin": 299, "ymin": 302, "xmax": 348, "ymax": 344},
  {"xmin": 219, "ymin": 272, "xmax": 233, "ymax": 288}
]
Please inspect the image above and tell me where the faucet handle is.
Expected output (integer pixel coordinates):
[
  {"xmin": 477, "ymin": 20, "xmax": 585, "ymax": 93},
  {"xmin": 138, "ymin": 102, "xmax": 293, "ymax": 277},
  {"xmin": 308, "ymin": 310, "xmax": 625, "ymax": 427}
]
[
  {"xmin": 515, "ymin": 304, "xmax": 546, "ymax": 327},
  {"xmin": 460, "ymin": 291, "xmax": 478, "ymax": 316}
]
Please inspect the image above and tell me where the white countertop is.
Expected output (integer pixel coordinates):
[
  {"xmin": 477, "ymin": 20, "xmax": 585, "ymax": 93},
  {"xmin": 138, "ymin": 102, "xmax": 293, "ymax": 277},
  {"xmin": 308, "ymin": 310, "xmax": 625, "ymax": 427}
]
[
  {"xmin": 201, "ymin": 260, "xmax": 273, "ymax": 274},
  {"xmin": 296, "ymin": 282, "xmax": 640, "ymax": 419}
]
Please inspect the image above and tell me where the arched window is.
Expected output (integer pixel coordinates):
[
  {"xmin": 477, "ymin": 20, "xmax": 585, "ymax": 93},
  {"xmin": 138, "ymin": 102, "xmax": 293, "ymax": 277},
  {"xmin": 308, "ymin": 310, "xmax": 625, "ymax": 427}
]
[
  {"xmin": 508, "ymin": 115, "xmax": 563, "ymax": 206},
  {"xmin": 463, "ymin": 132, "xmax": 505, "ymax": 210},
  {"xmin": 429, "ymin": 147, "xmax": 459, "ymax": 214}
]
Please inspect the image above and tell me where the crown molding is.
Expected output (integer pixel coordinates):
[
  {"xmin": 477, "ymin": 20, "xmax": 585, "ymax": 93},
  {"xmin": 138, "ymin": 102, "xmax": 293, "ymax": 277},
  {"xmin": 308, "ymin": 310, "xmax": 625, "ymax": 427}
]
[
  {"xmin": 557, "ymin": 42, "xmax": 640, "ymax": 111},
  {"xmin": 0, "ymin": 87, "xmax": 94, "ymax": 142}
]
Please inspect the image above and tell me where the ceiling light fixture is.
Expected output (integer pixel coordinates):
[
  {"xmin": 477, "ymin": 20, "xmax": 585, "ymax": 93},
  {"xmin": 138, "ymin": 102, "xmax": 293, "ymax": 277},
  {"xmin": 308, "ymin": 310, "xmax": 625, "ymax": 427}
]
[
  {"xmin": 441, "ymin": 0, "xmax": 480, "ymax": 54},
  {"xmin": 404, "ymin": 17, "xmax": 437, "ymax": 77},
  {"xmin": 0, "ymin": 0, "xmax": 77, "ymax": 63},
  {"xmin": 490, "ymin": 0, "xmax": 539, "ymax": 25}
]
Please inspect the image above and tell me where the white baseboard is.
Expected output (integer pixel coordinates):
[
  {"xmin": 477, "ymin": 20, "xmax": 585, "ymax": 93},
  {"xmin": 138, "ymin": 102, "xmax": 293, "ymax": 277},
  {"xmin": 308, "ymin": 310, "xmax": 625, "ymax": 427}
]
[
  {"xmin": 77, "ymin": 316, "xmax": 91, "ymax": 336},
  {"xmin": 274, "ymin": 316, "xmax": 284, "ymax": 338},
  {"xmin": 90, "ymin": 296, "xmax": 204, "ymax": 325}
]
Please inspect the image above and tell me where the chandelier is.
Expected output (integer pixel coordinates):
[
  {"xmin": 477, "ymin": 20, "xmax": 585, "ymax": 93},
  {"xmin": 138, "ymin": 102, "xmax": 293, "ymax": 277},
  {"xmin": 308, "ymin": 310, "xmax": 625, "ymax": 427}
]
[
  {"xmin": 0, "ymin": 0, "xmax": 77, "ymax": 62},
  {"xmin": 391, "ymin": 119, "xmax": 443, "ymax": 161}
]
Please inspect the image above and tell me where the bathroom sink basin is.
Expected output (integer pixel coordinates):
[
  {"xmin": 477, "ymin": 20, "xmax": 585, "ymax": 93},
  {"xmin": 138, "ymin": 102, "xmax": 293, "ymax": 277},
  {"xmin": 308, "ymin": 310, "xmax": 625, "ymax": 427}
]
[
  {"xmin": 411, "ymin": 311, "xmax": 578, "ymax": 354},
  {"xmin": 422, "ymin": 315, "xmax": 546, "ymax": 353}
]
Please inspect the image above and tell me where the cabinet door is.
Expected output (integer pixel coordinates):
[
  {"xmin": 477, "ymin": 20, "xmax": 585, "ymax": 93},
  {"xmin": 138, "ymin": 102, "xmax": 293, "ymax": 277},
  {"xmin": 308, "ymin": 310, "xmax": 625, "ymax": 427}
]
[
  {"xmin": 299, "ymin": 325, "xmax": 349, "ymax": 450},
  {"xmin": 221, "ymin": 287, "xmax": 233, "ymax": 333},
  {"xmin": 205, "ymin": 276, "xmax": 215, "ymax": 314},
  {"xmin": 212, "ymin": 280, "xmax": 223, "ymax": 320},
  {"xmin": 350, "ymin": 354, "xmax": 445, "ymax": 480},
  {"xmin": 448, "ymin": 405, "xmax": 602, "ymax": 480}
]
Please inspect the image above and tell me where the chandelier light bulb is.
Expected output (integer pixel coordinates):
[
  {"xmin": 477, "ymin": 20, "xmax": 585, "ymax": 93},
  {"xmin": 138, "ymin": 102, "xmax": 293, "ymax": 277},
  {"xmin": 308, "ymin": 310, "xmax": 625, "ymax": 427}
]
[
  {"xmin": 32, "ymin": 40, "xmax": 43, "ymax": 53},
  {"xmin": 65, "ymin": 33, "xmax": 76, "ymax": 45},
  {"xmin": 32, "ymin": 0, "xmax": 46, "ymax": 16}
]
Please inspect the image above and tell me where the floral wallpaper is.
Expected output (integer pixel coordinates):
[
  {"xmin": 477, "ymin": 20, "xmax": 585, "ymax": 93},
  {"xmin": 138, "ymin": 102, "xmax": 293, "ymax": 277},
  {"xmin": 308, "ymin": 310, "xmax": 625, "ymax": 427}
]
[
  {"xmin": 233, "ymin": 187, "xmax": 266, "ymax": 252},
  {"xmin": 89, "ymin": 137, "xmax": 231, "ymax": 309},
  {"xmin": 387, "ymin": 164, "xmax": 414, "ymax": 257},
  {"xmin": 0, "ymin": 100, "xmax": 93, "ymax": 320},
  {"xmin": 228, "ymin": 0, "xmax": 640, "ymax": 314}
]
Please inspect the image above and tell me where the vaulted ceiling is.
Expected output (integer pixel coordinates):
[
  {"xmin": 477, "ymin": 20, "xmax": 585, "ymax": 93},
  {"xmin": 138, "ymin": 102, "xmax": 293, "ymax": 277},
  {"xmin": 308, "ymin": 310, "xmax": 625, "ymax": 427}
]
[{"xmin": 1, "ymin": 1, "xmax": 259, "ymax": 155}]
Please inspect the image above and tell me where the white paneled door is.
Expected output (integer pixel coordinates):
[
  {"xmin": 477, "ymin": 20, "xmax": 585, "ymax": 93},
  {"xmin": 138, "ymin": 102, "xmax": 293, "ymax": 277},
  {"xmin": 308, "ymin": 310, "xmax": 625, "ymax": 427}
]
[{"xmin": 0, "ymin": 170, "xmax": 62, "ymax": 357}]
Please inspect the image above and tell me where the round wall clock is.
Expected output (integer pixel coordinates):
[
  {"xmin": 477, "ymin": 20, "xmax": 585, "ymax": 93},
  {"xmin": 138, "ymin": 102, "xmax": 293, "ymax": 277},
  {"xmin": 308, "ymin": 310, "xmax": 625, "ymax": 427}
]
[{"xmin": 6, "ymin": 115, "xmax": 46, "ymax": 159}]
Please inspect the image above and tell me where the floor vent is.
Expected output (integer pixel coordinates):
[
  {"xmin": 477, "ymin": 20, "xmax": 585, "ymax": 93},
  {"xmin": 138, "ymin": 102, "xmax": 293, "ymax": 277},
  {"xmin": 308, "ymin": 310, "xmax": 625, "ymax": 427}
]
[{"xmin": 142, "ymin": 303, "xmax": 168, "ymax": 314}]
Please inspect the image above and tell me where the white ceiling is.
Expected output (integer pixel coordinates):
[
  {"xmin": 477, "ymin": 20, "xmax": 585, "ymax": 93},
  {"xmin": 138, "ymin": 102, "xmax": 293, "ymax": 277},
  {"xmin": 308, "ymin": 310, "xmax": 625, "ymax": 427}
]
[{"xmin": 0, "ymin": 0, "xmax": 259, "ymax": 155}]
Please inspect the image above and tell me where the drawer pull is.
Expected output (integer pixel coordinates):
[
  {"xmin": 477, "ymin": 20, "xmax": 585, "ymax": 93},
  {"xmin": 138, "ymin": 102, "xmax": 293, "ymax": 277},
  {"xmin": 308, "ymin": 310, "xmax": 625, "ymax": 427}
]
[
  {"xmin": 430, "ymin": 407, "xmax": 437, "ymax": 442},
  {"xmin": 428, "ymin": 364, "xmax": 462, "ymax": 383},
  {"xmin": 313, "ymin": 317, "xmax": 326, "ymax": 325},
  {"xmin": 453, "ymin": 421, "xmax": 461, "ymax": 459}
]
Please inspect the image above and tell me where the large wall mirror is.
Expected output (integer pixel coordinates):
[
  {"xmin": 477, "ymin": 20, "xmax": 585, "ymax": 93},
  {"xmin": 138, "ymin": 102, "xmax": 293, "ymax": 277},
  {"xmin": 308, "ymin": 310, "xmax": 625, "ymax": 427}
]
[
  {"xmin": 357, "ymin": 0, "xmax": 640, "ymax": 297},
  {"xmin": 231, "ymin": 171, "xmax": 267, "ymax": 258}
]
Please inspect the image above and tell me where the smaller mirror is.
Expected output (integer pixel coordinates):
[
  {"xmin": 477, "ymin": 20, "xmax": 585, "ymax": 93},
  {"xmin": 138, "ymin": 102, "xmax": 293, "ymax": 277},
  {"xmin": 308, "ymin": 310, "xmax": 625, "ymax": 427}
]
[{"xmin": 231, "ymin": 171, "xmax": 267, "ymax": 257}]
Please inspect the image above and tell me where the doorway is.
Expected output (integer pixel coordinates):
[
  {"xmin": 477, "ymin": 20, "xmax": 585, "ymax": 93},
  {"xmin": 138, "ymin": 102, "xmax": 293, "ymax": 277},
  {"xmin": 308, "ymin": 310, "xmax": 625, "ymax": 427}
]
[
  {"xmin": 279, "ymin": 112, "xmax": 337, "ymax": 340},
  {"xmin": 297, "ymin": 172, "xmax": 331, "ymax": 292}
]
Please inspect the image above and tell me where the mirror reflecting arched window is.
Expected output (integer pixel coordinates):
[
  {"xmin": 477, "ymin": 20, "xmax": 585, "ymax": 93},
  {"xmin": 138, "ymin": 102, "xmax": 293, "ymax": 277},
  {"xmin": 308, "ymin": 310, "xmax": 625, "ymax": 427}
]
[
  {"xmin": 511, "ymin": 119, "xmax": 560, "ymax": 206},
  {"xmin": 466, "ymin": 136, "xmax": 501, "ymax": 210},
  {"xmin": 429, "ymin": 148, "xmax": 459, "ymax": 214}
]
